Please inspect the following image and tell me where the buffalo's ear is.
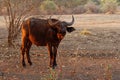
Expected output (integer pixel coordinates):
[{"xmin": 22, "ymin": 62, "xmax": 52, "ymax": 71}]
[{"xmin": 67, "ymin": 27, "xmax": 75, "ymax": 33}]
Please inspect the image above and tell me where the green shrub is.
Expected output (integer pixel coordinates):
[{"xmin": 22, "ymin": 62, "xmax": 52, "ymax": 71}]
[
  {"xmin": 100, "ymin": 0, "xmax": 118, "ymax": 14},
  {"xmin": 90, "ymin": 0, "xmax": 101, "ymax": 5},
  {"xmin": 55, "ymin": 0, "xmax": 88, "ymax": 8},
  {"xmin": 40, "ymin": 0, "xmax": 58, "ymax": 14},
  {"xmin": 117, "ymin": 0, "xmax": 120, "ymax": 5}
]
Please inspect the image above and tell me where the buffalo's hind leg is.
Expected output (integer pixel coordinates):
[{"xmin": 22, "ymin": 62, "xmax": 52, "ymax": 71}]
[
  {"xmin": 26, "ymin": 40, "xmax": 32, "ymax": 66},
  {"xmin": 21, "ymin": 37, "xmax": 27, "ymax": 67},
  {"xmin": 21, "ymin": 47, "xmax": 26, "ymax": 67}
]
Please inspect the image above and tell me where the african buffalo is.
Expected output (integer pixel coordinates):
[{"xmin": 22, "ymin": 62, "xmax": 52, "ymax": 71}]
[{"xmin": 21, "ymin": 15, "xmax": 75, "ymax": 68}]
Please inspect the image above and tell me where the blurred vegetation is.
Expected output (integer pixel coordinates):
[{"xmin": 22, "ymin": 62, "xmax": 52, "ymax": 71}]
[
  {"xmin": 55, "ymin": 0, "xmax": 88, "ymax": 8},
  {"xmin": 100, "ymin": 0, "xmax": 118, "ymax": 14},
  {"xmin": 117, "ymin": 0, "xmax": 120, "ymax": 5},
  {"xmin": 84, "ymin": 0, "xmax": 100, "ymax": 13},
  {"xmin": 40, "ymin": 0, "xmax": 58, "ymax": 14},
  {"xmin": 0, "ymin": 0, "xmax": 120, "ymax": 15}
]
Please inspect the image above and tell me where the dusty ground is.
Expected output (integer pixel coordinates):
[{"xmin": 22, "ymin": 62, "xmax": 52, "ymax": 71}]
[{"xmin": 0, "ymin": 14, "xmax": 120, "ymax": 80}]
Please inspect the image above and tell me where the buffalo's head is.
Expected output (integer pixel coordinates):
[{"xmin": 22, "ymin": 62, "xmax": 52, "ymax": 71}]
[{"xmin": 48, "ymin": 15, "xmax": 75, "ymax": 39}]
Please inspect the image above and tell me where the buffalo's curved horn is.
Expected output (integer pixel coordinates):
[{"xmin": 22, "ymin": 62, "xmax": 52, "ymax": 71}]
[
  {"xmin": 66, "ymin": 15, "xmax": 74, "ymax": 26},
  {"xmin": 48, "ymin": 16, "xmax": 59, "ymax": 26}
]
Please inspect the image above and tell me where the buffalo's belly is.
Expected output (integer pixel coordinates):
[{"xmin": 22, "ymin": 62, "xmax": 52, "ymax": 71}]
[{"xmin": 29, "ymin": 36, "xmax": 47, "ymax": 46}]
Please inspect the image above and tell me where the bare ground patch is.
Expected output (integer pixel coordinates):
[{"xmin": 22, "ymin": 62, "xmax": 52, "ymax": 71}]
[{"xmin": 0, "ymin": 14, "xmax": 120, "ymax": 80}]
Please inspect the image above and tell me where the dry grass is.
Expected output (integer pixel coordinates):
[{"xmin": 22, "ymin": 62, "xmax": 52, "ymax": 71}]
[{"xmin": 80, "ymin": 28, "xmax": 92, "ymax": 35}]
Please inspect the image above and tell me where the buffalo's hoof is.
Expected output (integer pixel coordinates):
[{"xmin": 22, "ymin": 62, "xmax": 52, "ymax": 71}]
[
  {"xmin": 28, "ymin": 61, "xmax": 32, "ymax": 66},
  {"xmin": 53, "ymin": 64, "xmax": 57, "ymax": 69},
  {"xmin": 54, "ymin": 63, "xmax": 57, "ymax": 67},
  {"xmin": 52, "ymin": 66, "xmax": 56, "ymax": 69},
  {"xmin": 22, "ymin": 63, "xmax": 26, "ymax": 67},
  {"xmin": 49, "ymin": 65, "xmax": 57, "ymax": 69}
]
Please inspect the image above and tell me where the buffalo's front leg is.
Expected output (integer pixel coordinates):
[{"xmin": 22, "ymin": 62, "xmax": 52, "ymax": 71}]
[
  {"xmin": 53, "ymin": 45, "xmax": 58, "ymax": 67},
  {"xmin": 47, "ymin": 44, "xmax": 54, "ymax": 68}
]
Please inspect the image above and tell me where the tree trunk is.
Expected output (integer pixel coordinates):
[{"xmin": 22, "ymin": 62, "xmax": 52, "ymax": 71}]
[
  {"xmin": 7, "ymin": 23, "xmax": 14, "ymax": 47},
  {"xmin": 8, "ymin": 33, "xmax": 13, "ymax": 46}
]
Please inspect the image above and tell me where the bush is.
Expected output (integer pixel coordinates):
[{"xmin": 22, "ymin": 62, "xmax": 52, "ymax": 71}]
[
  {"xmin": 55, "ymin": 0, "xmax": 88, "ymax": 8},
  {"xmin": 73, "ymin": 5, "xmax": 86, "ymax": 14},
  {"xmin": 40, "ymin": 0, "xmax": 58, "ymax": 14},
  {"xmin": 90, "ymin": 0, "xmax": 101, "ymax": 5},
  {"xmin": 84, "ymin": 1, "xmax": 100, "ymax": 13},
  {"xmin": 100, "ymin": 0, "xmax": 118, "ymax": 14},
  {"xmin": 117, "ymin": 0, "xmax": 120, "ymax": 5}
]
